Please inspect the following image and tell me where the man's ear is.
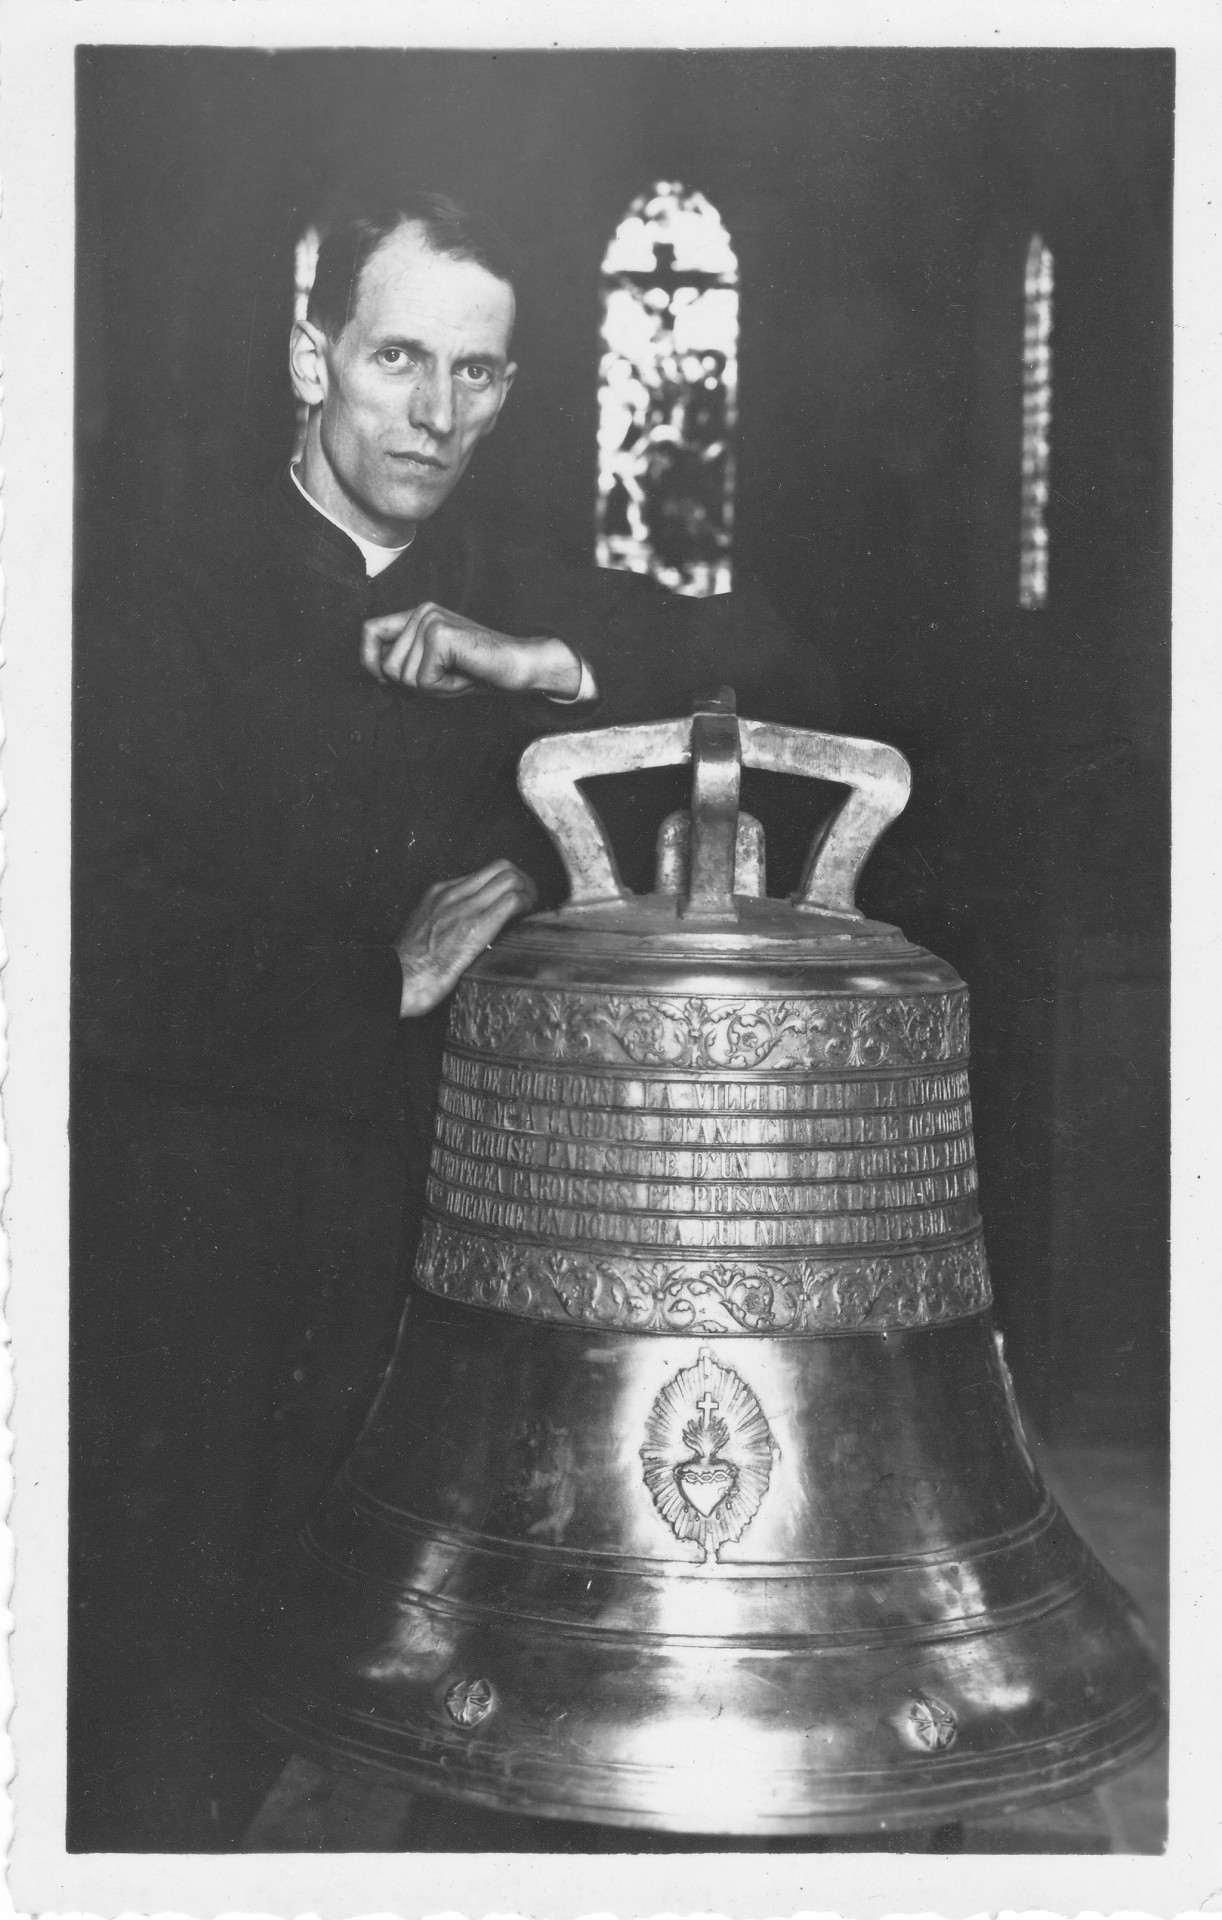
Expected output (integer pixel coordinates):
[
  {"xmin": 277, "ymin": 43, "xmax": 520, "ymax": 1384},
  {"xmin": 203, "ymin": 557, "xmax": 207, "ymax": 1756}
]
[
  {"xmin": 482, "ymin": 360, "xmax": 517, "ymax": 437},
  {"xmin": 289, "ymin": 318, "xmax": 332, "ymax": 409}
]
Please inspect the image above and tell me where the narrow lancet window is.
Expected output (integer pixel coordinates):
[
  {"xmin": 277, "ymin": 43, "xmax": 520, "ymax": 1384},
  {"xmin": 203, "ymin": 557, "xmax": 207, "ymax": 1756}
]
[
  {"xmin": 1019, "ymin": 234, "xmax": 1054, "ymax": 610},
  {"xmin": 292, "ymin": 224, "xmax": 321, "ymax": 461},
  {"xmin": 596, "ymin": 183, "xmax": 739, "ymax": 597}
]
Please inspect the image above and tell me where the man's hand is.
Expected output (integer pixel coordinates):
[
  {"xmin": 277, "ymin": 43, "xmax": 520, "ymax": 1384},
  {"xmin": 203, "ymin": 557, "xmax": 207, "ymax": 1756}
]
[
  {"xmin": 395, "ymin": 860, "xmax": 538, "ymax": 1017},
  {"xmin": 362, "ymin": 603, "xmax": 582, "ymax": 699}
]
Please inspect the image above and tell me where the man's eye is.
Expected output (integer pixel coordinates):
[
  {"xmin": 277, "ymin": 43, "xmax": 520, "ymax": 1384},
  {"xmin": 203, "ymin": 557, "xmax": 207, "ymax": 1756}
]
[
  {"xmin": 462, "ymin": 364, "xmax": 494, "ymax": 387},
  {"xmin": 376, "ymin": 348, "xmax": 408, "ymax": 367}
]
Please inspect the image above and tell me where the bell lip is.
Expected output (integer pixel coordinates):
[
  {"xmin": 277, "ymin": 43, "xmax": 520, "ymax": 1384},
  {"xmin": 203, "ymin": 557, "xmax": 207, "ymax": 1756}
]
[{"xmin": 243, "ymin": 1683, "xmax": 1167, "ymax": 1840}]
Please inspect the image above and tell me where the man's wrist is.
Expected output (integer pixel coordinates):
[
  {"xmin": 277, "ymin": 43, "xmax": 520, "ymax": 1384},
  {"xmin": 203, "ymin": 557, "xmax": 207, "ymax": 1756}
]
[
  {"xmin": 548, "ymin": 655, "xmax": 599, "ymax": 705},
  {"xmin": 527, "ymin": 635, "xmax": 584, "ymax": 699},
  {"xmin": 398, "ymin": 962, "xmax": 441, "ymax": 1019}
]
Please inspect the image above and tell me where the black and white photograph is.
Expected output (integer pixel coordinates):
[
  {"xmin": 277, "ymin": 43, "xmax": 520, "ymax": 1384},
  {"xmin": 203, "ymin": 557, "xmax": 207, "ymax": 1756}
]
[{"xmin": 3, "ymin": 5, "xmax": 1218, "ymax": 1914}]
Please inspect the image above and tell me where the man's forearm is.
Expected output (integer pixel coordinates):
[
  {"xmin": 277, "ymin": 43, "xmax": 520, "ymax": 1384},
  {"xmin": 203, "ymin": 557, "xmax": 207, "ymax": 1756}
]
[{"xmin": 362, "ymin": 604, "xmax": 595, "ymax": 700}]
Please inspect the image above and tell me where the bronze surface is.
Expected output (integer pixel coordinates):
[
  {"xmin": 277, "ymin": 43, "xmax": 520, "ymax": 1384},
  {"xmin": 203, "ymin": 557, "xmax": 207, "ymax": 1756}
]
[
  {"xmin": 247, "ymin": 696, "xmax": 1165, "ymax": 1835},
  {"xmin": 247, "ymin": 1296, "xmax": 1163, "ymax": 1833}
]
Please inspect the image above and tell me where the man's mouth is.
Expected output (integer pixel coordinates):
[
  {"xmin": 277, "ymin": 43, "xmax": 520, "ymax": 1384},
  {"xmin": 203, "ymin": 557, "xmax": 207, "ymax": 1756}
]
[{"xmin": 390, "ymin": 451, "xmax": 446, "ymax": 472}]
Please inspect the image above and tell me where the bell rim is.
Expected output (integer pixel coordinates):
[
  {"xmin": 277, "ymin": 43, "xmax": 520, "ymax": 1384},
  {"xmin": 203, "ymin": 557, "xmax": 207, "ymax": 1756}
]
[{"xmin": 244, "ymin": 1666, "xmax": 1167, "ymax": 1839}]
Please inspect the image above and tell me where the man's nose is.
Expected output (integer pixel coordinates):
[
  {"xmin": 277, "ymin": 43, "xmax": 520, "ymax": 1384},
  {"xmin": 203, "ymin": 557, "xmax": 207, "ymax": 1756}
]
[{"xmin": 408, "ymin": 366, "xmax": 454, "ymax": 439}]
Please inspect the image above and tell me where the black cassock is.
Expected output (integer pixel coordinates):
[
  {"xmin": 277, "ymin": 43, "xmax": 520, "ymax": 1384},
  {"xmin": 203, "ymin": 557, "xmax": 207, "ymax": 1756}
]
[{"xmin": 69, "ymin": 466, "xmax": 839, "ymax": 1846}]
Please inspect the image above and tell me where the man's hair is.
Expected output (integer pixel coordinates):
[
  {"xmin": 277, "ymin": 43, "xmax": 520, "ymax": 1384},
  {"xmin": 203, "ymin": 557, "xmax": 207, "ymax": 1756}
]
[{"xmin": 307, "ymin": 191, "xmax": 520, "ymax": 342}]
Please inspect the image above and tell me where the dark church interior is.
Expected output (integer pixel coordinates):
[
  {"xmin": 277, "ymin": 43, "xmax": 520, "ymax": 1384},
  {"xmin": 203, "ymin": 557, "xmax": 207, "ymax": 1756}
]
[{"xmin": 71, "ymin": 47, "xmax": 1171, "ymax": 1853}]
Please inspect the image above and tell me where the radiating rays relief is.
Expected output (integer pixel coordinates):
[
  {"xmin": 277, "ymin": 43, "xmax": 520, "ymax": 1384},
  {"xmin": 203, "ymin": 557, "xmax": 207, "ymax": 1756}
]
[{"xmin": 596, "ymin": 182, "xmax": 739, "ymax": 597}]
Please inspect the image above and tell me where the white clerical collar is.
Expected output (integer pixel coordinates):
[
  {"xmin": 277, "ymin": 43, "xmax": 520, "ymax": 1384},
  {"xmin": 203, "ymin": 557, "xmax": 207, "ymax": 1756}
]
[{"xmin": 290, "ymin": 463, "xmax": 416, "ymax": 578}]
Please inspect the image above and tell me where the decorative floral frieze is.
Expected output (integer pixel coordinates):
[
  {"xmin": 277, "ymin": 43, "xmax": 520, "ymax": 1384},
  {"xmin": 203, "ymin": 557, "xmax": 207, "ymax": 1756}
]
[
  {"xmin": 448, "ymin": 983, "xmax": 969, "ymax": 1072},
  {"xmin": 414, "ymin": 1219, "xmax": 992, "ymax": 1335}
]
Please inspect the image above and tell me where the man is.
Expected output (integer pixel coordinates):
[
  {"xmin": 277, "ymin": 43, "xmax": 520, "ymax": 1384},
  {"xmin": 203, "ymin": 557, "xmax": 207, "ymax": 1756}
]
[{"xmin": 70, "ymin": 192, "xmax": 837, "ymax": 1849}]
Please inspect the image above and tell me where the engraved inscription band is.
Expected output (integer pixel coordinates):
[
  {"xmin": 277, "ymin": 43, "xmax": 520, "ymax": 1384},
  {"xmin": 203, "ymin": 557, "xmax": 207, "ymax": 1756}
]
[
  {"xmin": 440, "ymin": 1096, "xmax": 974, "ymax": 1149},
  {"xmin": 424, "ymin": 1183, "xmax": 981, "ymax": 1248},
  {"xmin": 430, "ymin": 1154, "xmax": 978, "ymax": 1216},
  {"xmin": 444, "ymin": 1056, "xmax": 972, "ymax": 1115},
  {"xmin": 439, "ymin": 1080, "xmax": 974, "ymax": 1147},
  {"xmin": 434, "ymin": 1115, "xmax": 975, "ymax": 1181}
]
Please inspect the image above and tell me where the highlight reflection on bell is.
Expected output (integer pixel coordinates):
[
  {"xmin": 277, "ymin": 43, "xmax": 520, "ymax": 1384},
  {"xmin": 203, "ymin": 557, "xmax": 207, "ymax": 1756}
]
[{"xmin": 247, "ymin": 690, "xmax": 1165, "ymax": 1836}]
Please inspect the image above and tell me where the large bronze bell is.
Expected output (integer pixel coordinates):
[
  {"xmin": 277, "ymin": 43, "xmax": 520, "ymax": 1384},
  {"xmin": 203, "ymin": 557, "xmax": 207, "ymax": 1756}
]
[{"xmin": 247, "ymin": 691, "xmax": 1165, "ymax": 1837}]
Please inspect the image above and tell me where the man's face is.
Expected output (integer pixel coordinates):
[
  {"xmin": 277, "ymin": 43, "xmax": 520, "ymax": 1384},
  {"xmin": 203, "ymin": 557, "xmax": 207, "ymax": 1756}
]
[{"xmin": 297, "ymin": 222, "xmax": 517, "ymax": 542}]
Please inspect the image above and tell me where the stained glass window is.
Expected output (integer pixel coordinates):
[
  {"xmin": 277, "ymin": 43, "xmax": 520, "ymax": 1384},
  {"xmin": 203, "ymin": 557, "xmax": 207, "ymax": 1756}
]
[
  {"xmin": 1019, "ymin": 234, "xmax": 1054, "ymax": 610},
  {"xmin": 292, "ymin": 223, "xmax": 320, "ymax": 461},
  {"xmin": 596, "ymin": 183, "xmax": 739, "ymax": 597}
]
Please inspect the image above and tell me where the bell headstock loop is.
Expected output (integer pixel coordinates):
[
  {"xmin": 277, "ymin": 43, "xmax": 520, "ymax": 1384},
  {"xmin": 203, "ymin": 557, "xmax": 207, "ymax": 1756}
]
[
  {"xmin": 680, "ymin": 692, "xmax": 743, "ymax": 921},
  {"xmin": 516, "ymin": 689, "xmax": 912, "ymax": 915}
]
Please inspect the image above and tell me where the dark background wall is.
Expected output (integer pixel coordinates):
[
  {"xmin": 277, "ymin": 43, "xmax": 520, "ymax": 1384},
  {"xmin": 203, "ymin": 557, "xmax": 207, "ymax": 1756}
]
[{"xmin": 75, "ymin": 46, "xmax": 1172, "ymax": 1444}]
